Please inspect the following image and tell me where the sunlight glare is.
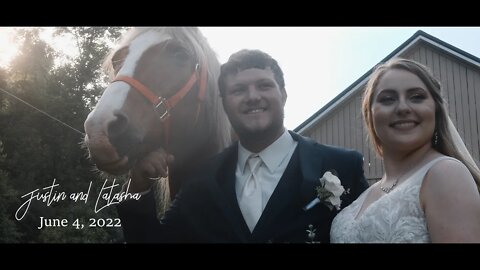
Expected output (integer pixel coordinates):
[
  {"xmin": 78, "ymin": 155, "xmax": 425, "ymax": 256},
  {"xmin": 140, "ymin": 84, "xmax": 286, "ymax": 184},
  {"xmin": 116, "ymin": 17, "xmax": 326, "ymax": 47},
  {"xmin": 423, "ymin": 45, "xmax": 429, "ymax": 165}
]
[{"xmin": 0, "ymin": 28, "xmax": 19, "ymax": 68}]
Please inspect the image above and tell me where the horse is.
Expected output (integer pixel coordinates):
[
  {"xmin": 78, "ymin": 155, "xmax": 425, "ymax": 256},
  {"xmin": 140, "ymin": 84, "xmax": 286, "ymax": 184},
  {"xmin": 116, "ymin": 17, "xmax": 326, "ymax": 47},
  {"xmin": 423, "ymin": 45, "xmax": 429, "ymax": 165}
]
[{"xmin": 83, "ymin": 27, "xmax": 232, "ymax": 214}]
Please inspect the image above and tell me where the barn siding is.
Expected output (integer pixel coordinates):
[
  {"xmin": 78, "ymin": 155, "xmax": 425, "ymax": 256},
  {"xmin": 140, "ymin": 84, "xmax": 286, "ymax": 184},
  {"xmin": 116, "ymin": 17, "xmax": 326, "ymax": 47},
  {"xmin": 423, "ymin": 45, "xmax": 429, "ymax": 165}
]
[{"xmin": 299, "ymin": 40, "xmax": 480, "ymax": 182}]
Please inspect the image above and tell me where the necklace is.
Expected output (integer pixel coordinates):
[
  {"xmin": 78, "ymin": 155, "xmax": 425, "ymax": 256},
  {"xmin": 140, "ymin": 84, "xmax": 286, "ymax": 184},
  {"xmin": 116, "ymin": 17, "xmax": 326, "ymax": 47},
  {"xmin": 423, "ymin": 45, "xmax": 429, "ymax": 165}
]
[
  {"xmin": 380, "ymin": 177, "xmax": 399, "ymax": 193},
  {"xmin": 379, "ymin": 151, "xmax": 433, "ymax": 194}
]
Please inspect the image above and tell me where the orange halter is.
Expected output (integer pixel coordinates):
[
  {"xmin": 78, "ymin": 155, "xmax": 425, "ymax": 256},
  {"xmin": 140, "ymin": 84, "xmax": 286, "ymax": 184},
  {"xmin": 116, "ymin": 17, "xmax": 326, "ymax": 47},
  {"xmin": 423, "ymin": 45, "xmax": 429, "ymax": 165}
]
[{"xmin": 112, "ymin": 62, "xmax": 208, "ymax": 148}]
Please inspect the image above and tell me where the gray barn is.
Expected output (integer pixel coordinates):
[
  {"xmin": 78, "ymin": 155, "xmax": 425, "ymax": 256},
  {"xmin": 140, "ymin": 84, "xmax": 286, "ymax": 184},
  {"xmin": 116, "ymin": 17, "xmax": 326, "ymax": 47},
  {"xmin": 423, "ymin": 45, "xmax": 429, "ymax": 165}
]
[{"xmin": 295, "ymin": 30, "xmax": 480, "ymax": 184}]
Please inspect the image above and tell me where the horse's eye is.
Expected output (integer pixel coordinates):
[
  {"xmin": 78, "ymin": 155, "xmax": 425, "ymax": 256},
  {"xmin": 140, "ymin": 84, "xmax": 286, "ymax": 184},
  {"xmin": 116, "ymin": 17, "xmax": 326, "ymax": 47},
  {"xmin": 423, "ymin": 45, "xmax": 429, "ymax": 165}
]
[
  {"xmin": 174, "ymin": 51, "xmax": 190, "ymax": 62},
  {"xmin": 171, "ymin": 47, "xmax": 190, "ymax": 63}
]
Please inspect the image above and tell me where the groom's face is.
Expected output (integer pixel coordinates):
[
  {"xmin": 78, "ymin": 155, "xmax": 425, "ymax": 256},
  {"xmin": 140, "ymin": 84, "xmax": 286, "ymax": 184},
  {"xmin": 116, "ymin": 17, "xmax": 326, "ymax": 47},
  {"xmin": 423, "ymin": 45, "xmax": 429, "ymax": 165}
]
[
  {"xmin": 371, "ymin": 69, "xmax": 436, "ymax": 153},
  {"xmin": 222, "ymin": 67, "xmax": 287, "ymax": 141}
]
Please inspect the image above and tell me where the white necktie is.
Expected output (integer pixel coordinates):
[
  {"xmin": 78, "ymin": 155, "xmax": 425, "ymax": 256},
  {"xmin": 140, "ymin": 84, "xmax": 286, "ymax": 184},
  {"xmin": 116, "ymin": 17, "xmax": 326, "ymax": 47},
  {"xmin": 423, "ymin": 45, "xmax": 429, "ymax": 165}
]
[{"xmin": 239, "ymin": 154, "xmax": 263, "ymax": 232}]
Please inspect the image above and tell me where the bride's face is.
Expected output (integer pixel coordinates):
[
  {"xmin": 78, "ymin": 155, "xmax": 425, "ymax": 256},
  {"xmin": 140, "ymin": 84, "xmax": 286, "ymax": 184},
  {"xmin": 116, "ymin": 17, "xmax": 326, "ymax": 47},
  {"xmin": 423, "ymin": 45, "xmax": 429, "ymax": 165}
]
[{"xmin": 371, "ymin": 69, "xmax": 436, "ymax": 153}]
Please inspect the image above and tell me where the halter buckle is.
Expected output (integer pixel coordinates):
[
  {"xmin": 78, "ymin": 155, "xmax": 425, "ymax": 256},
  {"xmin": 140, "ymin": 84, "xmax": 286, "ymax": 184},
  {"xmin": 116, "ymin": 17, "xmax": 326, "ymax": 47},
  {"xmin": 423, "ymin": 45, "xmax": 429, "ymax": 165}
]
[{"xmin": 154, "ymin": 98, "xmax": 169, "ymax": 121}]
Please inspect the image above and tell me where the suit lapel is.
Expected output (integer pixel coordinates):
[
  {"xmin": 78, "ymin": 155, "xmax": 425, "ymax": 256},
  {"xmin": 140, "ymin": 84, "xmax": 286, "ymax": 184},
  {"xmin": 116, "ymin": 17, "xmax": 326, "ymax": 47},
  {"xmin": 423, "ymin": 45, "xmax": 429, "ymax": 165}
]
[
  {"xmin": 252, "ymin": 133, "xmax": 327, "ymax": 240},
  {"xmin": 206, "ymin": 133, "xmax": 331, "ymax": 242},
  {"xmin": 205, "ymin": 145, "xmax": 251, "ymax": 242},
  {"xmin": 251, "ymin": 146, "xmax": 300, "ymax": 241},
  {"xmin": 291, "ymin": 132, "xmax": 327, "ymax": 207}
]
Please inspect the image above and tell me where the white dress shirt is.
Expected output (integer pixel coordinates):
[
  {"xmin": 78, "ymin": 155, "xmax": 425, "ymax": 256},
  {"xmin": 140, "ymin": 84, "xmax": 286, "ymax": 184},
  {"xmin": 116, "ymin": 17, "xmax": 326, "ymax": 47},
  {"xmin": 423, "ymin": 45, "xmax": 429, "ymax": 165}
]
[{"xmin": 235, "ymin": 130, "xmax": 298, "ymax": 215}]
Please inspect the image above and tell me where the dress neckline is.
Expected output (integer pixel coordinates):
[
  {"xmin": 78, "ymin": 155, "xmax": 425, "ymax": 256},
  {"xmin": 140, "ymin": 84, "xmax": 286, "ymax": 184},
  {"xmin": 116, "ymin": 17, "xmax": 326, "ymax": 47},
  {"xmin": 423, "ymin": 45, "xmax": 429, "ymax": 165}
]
[{"xmin": 353, "ymin": 155, "xmax": 452, "ymax": 221}]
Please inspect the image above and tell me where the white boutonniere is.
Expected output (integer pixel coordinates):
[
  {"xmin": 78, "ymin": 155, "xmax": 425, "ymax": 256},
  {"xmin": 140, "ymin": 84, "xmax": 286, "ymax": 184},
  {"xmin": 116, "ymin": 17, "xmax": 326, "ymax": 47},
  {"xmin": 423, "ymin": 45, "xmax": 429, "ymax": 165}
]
[{"xmin": 303, "ymin": 170, "xmax": 348, "ymax": 211}]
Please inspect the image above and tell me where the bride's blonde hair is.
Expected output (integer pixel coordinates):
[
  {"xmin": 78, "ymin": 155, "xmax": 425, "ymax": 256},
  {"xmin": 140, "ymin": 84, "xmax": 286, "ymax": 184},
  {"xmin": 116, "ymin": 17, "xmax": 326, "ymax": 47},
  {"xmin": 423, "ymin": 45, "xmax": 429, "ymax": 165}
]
[{"xmin": 362, "ymin": 58, "xmax": 480, "ymax": 191}]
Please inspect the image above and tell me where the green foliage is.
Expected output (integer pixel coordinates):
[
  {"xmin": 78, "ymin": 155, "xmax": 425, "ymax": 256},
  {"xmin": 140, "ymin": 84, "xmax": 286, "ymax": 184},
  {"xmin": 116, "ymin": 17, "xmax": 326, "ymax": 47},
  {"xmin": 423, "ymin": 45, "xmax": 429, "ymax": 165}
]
[
  {"xmin": 0, "ymin": 140, "xmax": 23, "ymax": 242},
  {"xmin": 0, "ymin": 27, "xmax": 128, "ymax": 243},
  {"xmin": 53, "ymin": 27, "xmax": 126, "ymax": 110}
]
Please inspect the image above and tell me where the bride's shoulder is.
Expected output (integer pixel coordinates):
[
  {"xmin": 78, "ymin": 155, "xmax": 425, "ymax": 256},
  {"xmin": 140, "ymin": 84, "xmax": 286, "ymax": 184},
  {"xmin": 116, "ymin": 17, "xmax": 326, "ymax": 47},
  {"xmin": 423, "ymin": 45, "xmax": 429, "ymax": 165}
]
[
  {"xmin": 422, "ymin": 155, "xmax": 476, "ymax": 200},
  {"xmin": 427, "ymin": 156, "xmax": 470, "ymax": 181}
]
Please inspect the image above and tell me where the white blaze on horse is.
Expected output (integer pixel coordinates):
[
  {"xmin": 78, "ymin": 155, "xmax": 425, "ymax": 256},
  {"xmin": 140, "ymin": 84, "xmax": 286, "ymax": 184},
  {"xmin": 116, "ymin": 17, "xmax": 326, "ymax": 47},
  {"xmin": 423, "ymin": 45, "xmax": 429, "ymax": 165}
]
[{"xmin": 84, "ymin": 27, "xmax": 232, "ymax": 214}]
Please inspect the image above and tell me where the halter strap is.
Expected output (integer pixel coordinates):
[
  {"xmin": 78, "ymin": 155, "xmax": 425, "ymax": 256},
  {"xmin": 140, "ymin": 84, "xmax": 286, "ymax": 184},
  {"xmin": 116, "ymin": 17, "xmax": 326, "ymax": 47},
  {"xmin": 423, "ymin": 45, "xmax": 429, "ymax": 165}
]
[
  {"xmin": 195, "ymin": 62, "xmax": 208, "ymax": 123},
  {"xmin": 113, "ymin": 63, "xmax": 206, "ymax": 121},
  {"xmin": 112, "ymin": 63, "xmax": 208, "ymax": 149}
]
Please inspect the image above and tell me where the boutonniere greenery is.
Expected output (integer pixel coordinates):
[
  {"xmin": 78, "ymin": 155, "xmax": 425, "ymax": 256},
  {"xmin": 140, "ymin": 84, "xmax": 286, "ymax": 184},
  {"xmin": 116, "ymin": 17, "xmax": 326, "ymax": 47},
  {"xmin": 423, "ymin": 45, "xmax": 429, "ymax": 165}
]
[
  {"xmin": 303, "ymin": 170, "xmax": 349, "ymax": 211},
  {"xmin": 305, "ymin": 224, "xmax": 320, "ymax": 244}
]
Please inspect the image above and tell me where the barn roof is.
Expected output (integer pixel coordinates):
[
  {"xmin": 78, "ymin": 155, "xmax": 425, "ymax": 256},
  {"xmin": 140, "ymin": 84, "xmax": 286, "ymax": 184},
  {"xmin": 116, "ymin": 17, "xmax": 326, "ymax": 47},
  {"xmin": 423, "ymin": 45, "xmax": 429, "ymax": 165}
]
[{"xmin": 294, "ymin": 30, "xmax": 480, "ymax": 134}]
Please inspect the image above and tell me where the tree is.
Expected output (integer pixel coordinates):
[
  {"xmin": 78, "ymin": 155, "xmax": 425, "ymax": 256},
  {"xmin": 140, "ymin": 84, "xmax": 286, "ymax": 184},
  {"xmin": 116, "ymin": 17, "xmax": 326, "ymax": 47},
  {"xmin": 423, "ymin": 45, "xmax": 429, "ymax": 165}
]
[
  {"xmin": 0, "ymin": 27, "xmax": 127, "ymax": 243},
  {"xmin": 53, "ymin": 27, "xmax": 125, "ymax": 109},
  {"xmin": 0, "ymin": 140, "xmax": 23, "ymax": 242}
]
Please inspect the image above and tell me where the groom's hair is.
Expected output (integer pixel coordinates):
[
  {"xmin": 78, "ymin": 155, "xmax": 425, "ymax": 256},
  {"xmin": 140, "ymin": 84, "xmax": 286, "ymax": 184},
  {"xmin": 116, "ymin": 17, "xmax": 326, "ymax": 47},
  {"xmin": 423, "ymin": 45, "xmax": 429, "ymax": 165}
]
[{"xmin": 218, "ymin": 49, "xmax": 285, "ymax": 97}]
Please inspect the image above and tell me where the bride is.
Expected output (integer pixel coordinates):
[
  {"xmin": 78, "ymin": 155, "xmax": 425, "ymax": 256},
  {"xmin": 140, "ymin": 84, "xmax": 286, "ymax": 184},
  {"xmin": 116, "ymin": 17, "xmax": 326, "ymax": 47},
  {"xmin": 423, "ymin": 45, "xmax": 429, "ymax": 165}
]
[{"xmin": 330, "ymin": 58, "xmax": 480, "ymax": 243}]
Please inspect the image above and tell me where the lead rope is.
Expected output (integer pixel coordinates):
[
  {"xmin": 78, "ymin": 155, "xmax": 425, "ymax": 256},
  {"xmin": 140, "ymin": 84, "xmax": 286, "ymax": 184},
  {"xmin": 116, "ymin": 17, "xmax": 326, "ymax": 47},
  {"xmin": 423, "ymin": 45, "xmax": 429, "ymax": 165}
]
[
  {"xmin": 116, "ymin": 64, "xmax": 207, "ymax": 220},
  {"xmin": 152, "ymin": 168, "xmax": 171, "ymax": 221},
  {"xmin": 153, "ymin": 63, "xmax": 208, "ymax": 220}
]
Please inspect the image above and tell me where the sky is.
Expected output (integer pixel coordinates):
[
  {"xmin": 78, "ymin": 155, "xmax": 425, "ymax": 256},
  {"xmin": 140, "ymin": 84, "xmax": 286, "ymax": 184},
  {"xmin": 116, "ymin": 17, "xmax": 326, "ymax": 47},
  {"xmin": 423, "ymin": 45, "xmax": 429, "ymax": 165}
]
[
  {"xmin": 1, "ymin": 27, "xmax": 480, "ymax": 130},
  {"xmin": 199, "ymin": 27, "xmax": 480, "ymax": 129}
]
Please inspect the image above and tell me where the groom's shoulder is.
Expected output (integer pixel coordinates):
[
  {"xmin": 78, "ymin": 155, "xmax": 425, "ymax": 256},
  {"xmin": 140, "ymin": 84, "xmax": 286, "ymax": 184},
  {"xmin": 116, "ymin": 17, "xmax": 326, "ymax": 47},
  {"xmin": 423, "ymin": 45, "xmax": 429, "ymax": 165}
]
[
  {"xmin": 290, "ymin": 131, "xmax": 362, "ymax": 159},
  {"xmin": 318, "ymin": 143, "xmax": 362, "ymax": 158}
]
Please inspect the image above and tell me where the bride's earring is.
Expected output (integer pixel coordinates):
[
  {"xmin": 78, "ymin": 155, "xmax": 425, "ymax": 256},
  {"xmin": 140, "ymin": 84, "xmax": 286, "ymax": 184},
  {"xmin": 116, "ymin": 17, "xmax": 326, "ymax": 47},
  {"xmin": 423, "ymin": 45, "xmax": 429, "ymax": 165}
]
[{"xmin": 433, "ymin": 131, "xmax": 438, "ymax": 146}]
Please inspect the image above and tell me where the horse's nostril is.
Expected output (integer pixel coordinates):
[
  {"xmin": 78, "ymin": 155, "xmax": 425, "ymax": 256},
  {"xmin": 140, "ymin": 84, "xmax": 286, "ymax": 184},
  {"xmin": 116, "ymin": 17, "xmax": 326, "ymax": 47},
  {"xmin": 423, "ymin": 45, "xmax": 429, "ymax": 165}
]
[
  {"xmin": 107, "ymin": 111, "xmax": 141, "ymax": 158},
  {"xmin": 108, "ymin": 111, "xmax": 129, "ymax": 138}
]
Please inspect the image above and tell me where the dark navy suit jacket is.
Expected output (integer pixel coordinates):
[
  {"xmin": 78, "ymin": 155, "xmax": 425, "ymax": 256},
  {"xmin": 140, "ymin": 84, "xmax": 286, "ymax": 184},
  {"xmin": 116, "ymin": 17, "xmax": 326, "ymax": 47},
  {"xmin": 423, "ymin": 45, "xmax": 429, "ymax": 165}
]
[{"xmin": 117, "ymin": 131, "xmax": 369, "ymax": 243}]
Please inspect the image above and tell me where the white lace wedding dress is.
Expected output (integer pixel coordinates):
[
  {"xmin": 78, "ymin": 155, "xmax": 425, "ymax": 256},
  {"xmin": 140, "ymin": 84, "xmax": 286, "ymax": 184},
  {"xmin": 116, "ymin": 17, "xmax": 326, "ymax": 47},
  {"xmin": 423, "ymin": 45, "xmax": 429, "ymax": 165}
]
[{"xmin": 331, "ymin": 156, "xmax": 456, "ymax": 243}]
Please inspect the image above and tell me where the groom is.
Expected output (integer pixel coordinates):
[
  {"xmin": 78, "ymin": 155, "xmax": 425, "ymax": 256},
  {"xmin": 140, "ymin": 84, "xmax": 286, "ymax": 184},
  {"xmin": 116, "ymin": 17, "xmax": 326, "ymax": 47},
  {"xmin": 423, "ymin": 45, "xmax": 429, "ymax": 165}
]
[{"xmin": 117, "ymin": 49, "xmax": 369, "ymax": 243}]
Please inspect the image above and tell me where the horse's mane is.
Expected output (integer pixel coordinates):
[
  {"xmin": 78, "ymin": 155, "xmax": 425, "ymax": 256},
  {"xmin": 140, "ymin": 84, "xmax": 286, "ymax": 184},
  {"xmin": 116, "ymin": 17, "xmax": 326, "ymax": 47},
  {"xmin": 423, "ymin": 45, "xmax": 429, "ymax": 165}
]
[{"xmin": 103, "ymin": 27, "xmax": 232, "ymax": 153}]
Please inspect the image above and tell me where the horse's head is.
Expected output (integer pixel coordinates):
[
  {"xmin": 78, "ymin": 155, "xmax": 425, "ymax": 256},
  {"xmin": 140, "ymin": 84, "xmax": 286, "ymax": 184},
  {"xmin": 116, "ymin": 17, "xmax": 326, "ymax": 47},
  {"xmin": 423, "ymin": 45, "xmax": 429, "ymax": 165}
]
[{"xmin": 84, "ymin": 27, "xmax": 231, "ymax": 175}]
